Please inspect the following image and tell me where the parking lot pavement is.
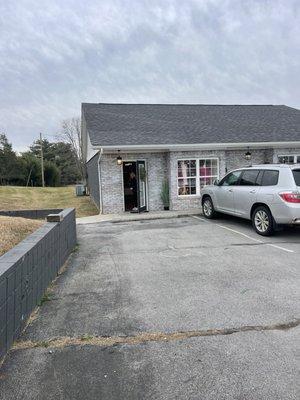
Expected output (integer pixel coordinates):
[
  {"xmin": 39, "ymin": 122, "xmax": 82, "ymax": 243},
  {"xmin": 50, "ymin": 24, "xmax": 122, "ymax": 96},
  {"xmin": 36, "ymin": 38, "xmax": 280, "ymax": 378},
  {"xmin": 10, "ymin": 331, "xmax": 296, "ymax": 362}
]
[
  {"xmin": 191, "ymin": 213, "xmax": 300, "ymax": 255},
  {"xmin": 0, "ymin": 216, "xmax": 299, "ymax": 399}
]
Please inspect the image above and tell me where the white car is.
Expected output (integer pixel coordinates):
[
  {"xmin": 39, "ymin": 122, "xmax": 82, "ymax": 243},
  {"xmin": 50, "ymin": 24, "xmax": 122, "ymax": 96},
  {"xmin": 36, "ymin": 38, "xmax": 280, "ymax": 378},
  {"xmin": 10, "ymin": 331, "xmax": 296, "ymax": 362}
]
[{"xmin": 201, "ymin": 164, "xmax": 300, "ymax": 236}]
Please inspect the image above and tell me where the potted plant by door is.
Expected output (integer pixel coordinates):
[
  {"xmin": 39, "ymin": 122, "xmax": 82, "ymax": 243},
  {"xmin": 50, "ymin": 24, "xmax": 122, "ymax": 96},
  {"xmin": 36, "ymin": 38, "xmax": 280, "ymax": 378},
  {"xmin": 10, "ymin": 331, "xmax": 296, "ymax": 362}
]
[{"xmin": 160, "ymin": 180, "xmax": 170, "ymax": 210}]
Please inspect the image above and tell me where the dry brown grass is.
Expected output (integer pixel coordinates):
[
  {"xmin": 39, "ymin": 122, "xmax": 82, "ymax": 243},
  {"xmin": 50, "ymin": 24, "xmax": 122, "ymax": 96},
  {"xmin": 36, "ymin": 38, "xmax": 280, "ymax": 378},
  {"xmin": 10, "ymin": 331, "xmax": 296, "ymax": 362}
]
[
  {"xmin": 0, "ymin": 216, "xmax": 44, "ymax": 256},
  {"xmin": 12, "ymin": 318, "xmax": 300, "ymax": 351},
  {"xmin": 0, "ymin": 186, "xmax": 98, "ymax": 218}
]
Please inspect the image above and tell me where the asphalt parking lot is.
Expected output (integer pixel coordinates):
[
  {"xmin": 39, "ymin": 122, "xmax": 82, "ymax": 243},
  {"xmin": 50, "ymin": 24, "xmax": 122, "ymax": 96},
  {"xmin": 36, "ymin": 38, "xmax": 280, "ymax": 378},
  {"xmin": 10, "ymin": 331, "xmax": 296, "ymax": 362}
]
[{"xmin": 0, "ymin": 216, "xmax": 299, "ymax": 400}]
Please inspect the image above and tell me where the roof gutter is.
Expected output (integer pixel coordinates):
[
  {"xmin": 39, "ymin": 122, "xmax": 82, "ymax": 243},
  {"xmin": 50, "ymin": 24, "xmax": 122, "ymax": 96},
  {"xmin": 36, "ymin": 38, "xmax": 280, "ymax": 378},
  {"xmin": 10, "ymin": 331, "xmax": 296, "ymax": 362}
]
[
  {"xmin": 91, "ymin": 141, "xmax": 300, "ymax": 153},
  {"xmin": 98, "ymin": 148, "xmax": 103, "ymax": 214}
]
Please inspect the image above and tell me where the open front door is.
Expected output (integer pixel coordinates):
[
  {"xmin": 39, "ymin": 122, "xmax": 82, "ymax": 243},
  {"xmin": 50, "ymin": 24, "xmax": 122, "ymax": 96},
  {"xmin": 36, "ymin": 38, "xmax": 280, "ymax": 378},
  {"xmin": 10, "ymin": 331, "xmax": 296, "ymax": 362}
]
[{"xmin": 137, "ymin": 160, "xmax": 147, "ymax": 212}]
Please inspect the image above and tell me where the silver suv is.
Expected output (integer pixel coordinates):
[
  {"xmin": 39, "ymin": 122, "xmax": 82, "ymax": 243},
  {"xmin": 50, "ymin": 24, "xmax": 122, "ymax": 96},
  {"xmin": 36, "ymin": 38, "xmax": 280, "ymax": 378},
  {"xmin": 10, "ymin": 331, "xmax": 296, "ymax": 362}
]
[{"xmin": 201, "ymin": 164, "xmax": 300, "ymax": 235}]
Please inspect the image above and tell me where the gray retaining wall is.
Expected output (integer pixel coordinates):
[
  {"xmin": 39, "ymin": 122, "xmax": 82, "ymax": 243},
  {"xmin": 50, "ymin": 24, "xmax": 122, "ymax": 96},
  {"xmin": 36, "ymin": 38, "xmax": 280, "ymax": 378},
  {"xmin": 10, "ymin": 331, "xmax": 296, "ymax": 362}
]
[
  {"xmin": 0, "ymin": 209, "xmax": 63, "ymax": 219},
  {"xmin": 0, "ymin": 208, "xmax": 77, "ymax": 359}
]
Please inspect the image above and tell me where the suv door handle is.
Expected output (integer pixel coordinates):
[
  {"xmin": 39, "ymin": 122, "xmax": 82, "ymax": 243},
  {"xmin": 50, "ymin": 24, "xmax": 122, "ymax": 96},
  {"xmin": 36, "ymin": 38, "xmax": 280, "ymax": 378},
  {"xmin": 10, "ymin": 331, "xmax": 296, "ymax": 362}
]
[
  {"xmin": 228, "ymin": 189, "xmax": 233, "ymax": 192},
  {"xmin": 249, "ymin": 190, "xmax": 256, "ymax": 194}
]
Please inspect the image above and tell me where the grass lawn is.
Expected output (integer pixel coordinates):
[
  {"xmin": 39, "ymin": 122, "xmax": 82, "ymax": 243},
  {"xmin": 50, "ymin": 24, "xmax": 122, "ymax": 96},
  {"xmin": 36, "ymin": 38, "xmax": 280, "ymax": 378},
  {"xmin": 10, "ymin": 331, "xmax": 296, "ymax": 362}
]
[
  {"xmin": 0, "ymin": 216, "xmax": 44, "ymax": 256},
  {"xmin": 0, "ymin": 186, "xmax": 98, "ymax": 218}
]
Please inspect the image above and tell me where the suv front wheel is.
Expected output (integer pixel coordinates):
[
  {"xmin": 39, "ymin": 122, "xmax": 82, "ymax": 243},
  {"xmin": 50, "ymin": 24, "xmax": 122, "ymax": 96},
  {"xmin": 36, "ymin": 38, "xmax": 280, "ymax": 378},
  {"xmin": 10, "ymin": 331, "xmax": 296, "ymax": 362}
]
[{"xmin": 252, "ymin": 206, "xmax": 274, "ymax": 236}]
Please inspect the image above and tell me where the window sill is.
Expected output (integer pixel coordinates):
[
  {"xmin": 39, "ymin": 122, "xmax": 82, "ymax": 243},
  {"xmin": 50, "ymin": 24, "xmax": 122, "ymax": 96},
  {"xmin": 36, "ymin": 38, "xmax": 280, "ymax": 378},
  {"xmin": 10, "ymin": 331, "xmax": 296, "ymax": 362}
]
[{"xmin": 177, "ymin": 195, "xmax": 200, "ymax": 199}]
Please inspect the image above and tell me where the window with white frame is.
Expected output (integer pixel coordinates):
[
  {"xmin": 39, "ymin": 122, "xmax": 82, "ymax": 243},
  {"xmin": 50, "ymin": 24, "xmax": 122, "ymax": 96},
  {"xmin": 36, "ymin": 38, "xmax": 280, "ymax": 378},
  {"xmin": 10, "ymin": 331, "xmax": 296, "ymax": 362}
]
[
  {"xmin": 199, "ymin": 159, "xmax": 219, "ymax": 189},
  {"xmin": 177, "ymin": 158, "xmax": 219, "ymax": 196},
  {"xmin": 178, "ymin": 160, "xmax": 197, "ymax": 195},
  {"xmin": 278, "ymin": 155, "xmax": 300, "ymax": 164}
]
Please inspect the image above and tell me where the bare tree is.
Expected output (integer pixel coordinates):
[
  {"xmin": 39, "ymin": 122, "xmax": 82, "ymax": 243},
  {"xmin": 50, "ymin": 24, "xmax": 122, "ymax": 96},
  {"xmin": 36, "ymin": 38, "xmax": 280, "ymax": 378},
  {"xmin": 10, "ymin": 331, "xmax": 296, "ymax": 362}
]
[{"xmin": 57, "ymin": 117, "xmax": 86, "ymax": 182}]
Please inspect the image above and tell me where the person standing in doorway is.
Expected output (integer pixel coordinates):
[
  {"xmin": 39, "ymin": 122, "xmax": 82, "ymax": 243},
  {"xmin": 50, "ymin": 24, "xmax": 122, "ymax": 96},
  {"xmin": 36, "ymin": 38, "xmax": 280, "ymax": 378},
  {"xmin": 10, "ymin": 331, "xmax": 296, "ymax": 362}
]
[{"xmin": 129, "ymin": 171, "xmax": 138, "ymax": 211}]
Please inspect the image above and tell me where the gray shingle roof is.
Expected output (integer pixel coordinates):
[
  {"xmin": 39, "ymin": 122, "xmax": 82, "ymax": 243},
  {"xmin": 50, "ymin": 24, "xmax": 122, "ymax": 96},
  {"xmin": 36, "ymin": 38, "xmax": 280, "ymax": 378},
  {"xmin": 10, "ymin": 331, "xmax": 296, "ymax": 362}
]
[{"xmin": 82, "ymin": 103, "xmax": 300, "ymax": 147}]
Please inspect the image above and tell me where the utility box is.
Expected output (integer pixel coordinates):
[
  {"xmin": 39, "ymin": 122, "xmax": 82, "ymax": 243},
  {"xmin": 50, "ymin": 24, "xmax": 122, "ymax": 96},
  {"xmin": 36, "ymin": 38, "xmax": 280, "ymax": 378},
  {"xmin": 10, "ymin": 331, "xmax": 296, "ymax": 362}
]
[{"xmin": 75, "ymin": 184, "xmax": 85, "ymax": 196}]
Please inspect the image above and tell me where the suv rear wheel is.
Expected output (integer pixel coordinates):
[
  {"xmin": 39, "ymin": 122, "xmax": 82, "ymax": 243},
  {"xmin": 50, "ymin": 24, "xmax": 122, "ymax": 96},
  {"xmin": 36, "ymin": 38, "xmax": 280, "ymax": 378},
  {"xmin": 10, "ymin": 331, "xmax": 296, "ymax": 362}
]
[
  {"xmin": 202, "ymin": 196, "xmax": 216, "ymax": 219},
  {"xmin": 252, "ymin": 206, "xmax": 274, "ymax": 236}
]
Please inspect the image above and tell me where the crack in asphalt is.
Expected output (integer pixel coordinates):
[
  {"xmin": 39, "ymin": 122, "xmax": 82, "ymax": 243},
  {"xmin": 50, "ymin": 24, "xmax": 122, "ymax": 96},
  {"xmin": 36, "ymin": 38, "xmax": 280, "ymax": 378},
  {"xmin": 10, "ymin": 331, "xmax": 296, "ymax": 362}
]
[{"xmin": 12, "ymin": 319, "xmax": 300, "ymax": 351}]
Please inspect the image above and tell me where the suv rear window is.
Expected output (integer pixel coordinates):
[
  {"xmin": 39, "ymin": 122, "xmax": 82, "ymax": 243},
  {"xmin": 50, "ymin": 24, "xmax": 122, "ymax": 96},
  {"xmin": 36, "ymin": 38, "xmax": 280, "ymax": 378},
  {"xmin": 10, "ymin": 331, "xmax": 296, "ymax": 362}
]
[
  {"xmin": 293, "ymin": 169, "xmax": 300, "ymax": 186},
  {"xmin": 261, "ymin": 170, "xmax": 279, "ymax": 186}
]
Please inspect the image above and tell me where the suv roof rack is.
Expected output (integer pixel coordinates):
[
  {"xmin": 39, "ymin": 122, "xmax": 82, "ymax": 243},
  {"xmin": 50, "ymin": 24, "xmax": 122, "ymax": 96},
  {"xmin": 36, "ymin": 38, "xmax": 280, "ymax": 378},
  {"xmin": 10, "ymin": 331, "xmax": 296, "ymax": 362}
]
[{"xmin": 251, "ymin": 163, "xmax": 291, "ymax": 168}]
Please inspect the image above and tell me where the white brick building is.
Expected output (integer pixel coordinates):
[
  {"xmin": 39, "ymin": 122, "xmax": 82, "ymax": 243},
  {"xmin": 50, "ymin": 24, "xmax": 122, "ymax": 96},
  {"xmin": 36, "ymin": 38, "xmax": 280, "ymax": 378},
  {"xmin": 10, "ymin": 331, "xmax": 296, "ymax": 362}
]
[{"xmin": 82, "ymin": 103, "xmax": 300, "ymax": 214}]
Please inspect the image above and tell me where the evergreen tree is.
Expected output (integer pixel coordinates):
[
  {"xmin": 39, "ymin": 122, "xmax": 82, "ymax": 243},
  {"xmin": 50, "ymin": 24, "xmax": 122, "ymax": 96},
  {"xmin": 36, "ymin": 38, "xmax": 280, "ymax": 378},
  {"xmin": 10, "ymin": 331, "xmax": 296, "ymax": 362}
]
[
  {"xmin": 0, "ymin": 134, "xmax": 21, "ymax": 185},
  {"xmin": 0, "ymin": 134, "xmax": 81, "ymax": 187}
]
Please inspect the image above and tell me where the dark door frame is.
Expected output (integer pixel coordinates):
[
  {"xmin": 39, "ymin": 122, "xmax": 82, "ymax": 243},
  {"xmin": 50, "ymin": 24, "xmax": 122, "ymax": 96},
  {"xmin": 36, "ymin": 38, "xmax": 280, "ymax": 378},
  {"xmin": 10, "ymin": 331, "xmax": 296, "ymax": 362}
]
[
  {"xmin": 122, "ymin": 159, "xmax": 148, "ymax": 212},
  {"xmin": 136, "ymin": 160, "xmax": 147, "ymax": 212}
]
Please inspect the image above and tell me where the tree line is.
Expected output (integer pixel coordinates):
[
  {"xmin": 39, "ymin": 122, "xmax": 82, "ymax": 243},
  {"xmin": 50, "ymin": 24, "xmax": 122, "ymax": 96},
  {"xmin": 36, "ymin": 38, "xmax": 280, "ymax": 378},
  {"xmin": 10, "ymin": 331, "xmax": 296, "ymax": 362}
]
[{"xmin": 0, "ymin": 118, "xmax": 85, "ymax": 187}]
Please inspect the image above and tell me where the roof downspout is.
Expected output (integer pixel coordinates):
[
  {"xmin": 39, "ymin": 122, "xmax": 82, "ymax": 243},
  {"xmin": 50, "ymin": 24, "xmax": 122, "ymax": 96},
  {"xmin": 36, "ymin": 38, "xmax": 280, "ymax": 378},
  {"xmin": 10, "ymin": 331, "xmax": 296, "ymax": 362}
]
[{"xmin": 98, "ymin": 149, "xmax": 103, "ymax": 214}]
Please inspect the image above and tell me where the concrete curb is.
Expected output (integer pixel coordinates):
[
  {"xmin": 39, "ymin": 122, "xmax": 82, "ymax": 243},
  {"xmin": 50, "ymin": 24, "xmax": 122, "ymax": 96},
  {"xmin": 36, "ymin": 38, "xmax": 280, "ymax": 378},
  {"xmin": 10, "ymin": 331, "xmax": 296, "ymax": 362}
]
[{"xmin": 76, "ymin": 210, "xmax": 202, "ymax": 225}]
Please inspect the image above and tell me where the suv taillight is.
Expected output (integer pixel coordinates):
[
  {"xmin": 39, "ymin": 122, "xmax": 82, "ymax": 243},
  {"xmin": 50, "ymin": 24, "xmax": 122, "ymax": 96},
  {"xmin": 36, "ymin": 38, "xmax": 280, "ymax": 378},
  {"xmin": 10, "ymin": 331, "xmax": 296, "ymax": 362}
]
[{"xmin": 279, "ymin": 192, "xmax": 300, "ymax": 203}]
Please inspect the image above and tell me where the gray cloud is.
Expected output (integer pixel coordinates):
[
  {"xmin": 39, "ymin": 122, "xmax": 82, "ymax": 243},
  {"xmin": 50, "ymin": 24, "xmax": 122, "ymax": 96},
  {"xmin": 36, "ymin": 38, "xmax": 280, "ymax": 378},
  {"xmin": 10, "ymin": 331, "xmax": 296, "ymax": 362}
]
[{"xmin": 0, "ymin": 0, "xmax": 299, "ymax": 150}]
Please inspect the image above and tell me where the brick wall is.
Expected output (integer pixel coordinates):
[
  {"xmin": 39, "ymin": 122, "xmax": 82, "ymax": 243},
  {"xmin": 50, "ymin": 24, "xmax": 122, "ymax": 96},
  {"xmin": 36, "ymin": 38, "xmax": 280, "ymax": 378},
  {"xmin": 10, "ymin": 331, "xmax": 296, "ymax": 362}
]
[
  {"xmin": 224, "ymin": 148, "xmax": 273, "ymax": 172},
  {"xmin": 272, "ymin": 147, "xmax": 300, "ymax": 163},
  {"xmin": 0, "ymin": 208, "xmax": 77, "ymax": 360},
  {"xmin": 169, "ymin": 150, "xmax": 227, "ymax": 210},
  {"xmin": 169, "ymin": 148, "xmax": 275, "ymax": 211},
  {"xmin": 100, "ymin": 153, "xmax": 168, "ymax": 213},
  {"xmin": 97, "ymin": 146, "xmax": 300, "ymax": 214}
]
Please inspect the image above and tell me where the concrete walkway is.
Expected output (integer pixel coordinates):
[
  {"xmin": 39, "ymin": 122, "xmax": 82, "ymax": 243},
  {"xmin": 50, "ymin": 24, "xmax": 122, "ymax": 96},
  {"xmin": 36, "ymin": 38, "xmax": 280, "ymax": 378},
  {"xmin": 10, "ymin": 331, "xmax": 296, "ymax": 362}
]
[{"xmin": 76, "ymin": 208, "xmax": 202, "ymax": 224}]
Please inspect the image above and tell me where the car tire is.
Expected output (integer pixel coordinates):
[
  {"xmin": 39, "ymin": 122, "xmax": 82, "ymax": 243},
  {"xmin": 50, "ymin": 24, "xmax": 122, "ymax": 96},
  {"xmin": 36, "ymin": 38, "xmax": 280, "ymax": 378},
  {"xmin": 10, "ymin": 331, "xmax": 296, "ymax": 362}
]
[
  {"xmin": 252, "ymin": 206, "xmax": 274, "ymax": 236},
  {"xmin": 202, "ymin": 196, "xmax": 216, "ymax": 219}
]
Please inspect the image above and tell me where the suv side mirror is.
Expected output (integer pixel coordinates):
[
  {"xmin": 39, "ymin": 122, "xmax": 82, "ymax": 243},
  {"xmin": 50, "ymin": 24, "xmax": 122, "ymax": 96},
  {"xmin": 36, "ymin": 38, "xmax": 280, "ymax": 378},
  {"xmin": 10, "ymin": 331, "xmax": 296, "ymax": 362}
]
[{"xmin": 214, "ymin": 179, "xmax": 219, "ymax": 186}]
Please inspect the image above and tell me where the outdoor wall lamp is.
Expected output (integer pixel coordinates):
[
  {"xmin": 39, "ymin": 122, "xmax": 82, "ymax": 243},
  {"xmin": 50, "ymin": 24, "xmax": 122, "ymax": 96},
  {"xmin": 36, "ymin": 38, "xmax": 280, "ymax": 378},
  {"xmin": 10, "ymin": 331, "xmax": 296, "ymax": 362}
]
[
  {"xmin": 245, "ymin": 150, "xmax": 252, "ymax": 161},
  {"xmin": 116, "ymin": 150, "xmax": 122, "ymax": 165}
]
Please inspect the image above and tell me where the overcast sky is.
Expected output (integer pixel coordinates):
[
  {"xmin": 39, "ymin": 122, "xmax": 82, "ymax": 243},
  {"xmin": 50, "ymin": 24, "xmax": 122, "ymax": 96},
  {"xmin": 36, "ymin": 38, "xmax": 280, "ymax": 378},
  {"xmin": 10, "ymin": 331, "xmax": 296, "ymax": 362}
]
[{"xmin": 0, "ymin": 0, "xmax": 299, "ymax": 151}]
